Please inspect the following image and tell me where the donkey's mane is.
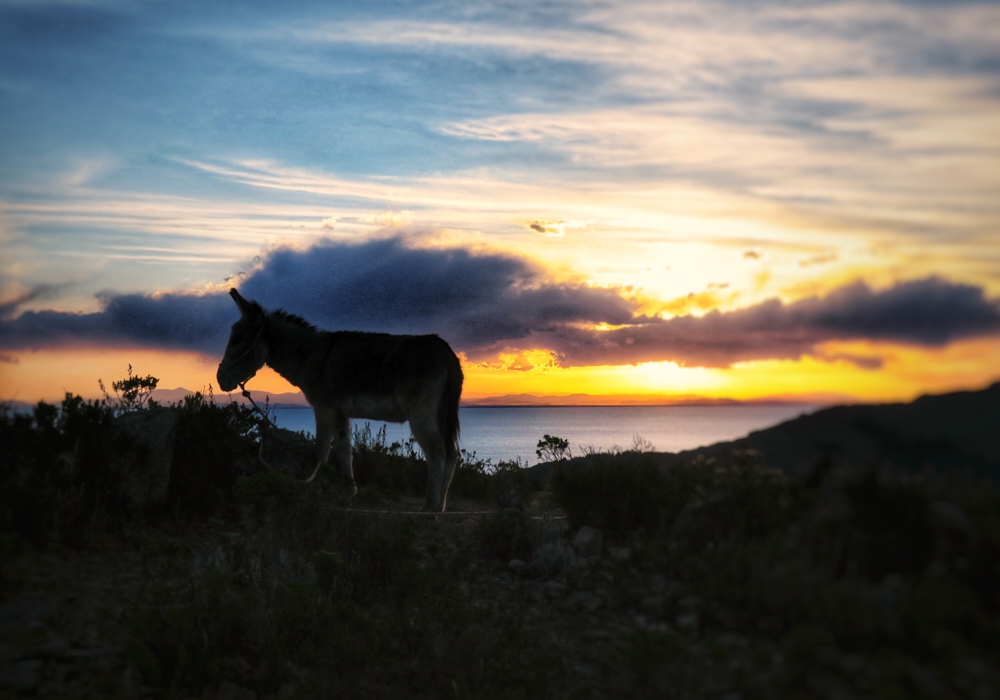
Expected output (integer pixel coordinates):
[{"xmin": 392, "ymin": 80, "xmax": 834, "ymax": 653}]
[{"xmin": 269, "ymin": 308, "xmax": 318, "ymax": 332}]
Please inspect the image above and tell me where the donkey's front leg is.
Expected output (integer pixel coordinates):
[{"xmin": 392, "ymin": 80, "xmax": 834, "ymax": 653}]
[{"xmin": 304, "ymin": 408, "xmax": 355, "ymax": 496}]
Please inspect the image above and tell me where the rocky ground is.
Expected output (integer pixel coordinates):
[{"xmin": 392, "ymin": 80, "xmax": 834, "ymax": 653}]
[
  {"xmin": 0, "ymin": 540, "xmax": 144, "ymax": 698},
  {"xmin": 0, "ymin": 496, "xmax": 770, "ymax": 700},
  {"xmin": 5, "ymin": 470, "xmax": 999, "ymax": 699}
]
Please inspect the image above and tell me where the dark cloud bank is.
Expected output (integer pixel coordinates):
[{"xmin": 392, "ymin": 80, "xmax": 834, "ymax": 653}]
[{"xmin": 2, "ymin": 238, "xmax": 998, "ymax": 368}]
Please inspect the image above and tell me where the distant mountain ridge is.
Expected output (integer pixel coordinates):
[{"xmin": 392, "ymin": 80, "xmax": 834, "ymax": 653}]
[
  {"xmin": 151, "ymin": 387, "xmax": 310, "ymax": 408},
  {"xmin": 461, "ymin": 393, "xmax": 745, "ymax": 407}
]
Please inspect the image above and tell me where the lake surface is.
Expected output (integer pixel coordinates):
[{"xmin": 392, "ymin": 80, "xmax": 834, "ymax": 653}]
[{"xmin": 270, "ymin": 405, "xmax": 820, "ymax": 465}]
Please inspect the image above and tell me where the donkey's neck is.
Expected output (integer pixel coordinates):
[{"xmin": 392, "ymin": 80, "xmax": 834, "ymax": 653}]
[{"xmin": 261, "ymin": 316, "xmax": 328, "ymax": 390}]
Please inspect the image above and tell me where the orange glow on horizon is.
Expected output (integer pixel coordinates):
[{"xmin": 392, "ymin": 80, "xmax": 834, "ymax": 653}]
[
  {"xmin": 5, "ymin": 336, "xmax": 996, "ymax": 407},
  {"xmin": 0, "ymin": 346, "xmax": 298, "ymax": 404}
]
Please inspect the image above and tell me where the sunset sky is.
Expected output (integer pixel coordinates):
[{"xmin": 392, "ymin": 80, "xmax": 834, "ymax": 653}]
[{"xmin": 1, "ymin": 1, "xmax": 999, "ymax": 405}]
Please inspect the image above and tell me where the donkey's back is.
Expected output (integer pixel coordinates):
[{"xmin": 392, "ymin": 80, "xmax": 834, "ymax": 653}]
[{"xmin": 307, "ymin": 331, "xmax": 461, "ymax": 415}]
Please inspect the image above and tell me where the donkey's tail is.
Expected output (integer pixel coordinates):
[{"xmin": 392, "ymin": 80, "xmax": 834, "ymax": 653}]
[{"xmin": 440, "ymin": 355, "xmax": 464, "ymax": 461}]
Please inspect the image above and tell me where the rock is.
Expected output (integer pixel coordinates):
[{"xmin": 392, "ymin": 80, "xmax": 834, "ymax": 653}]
[
  {"xmin": 563, "ymin": 591, "xmax": 602, "ymax": 613},
  {"xmin": 677, "ymin": 595, "xmax": 702, "ymax": 613},
  {"xmin": 508, "ymin": 559, "xmax": 540, "ymax": 578},
  {"xmin": 544, "ymin": 580, "xmax": 568, "ymax": 599},
  {"xmin": 212, "ymin": 680, "xmax": 258, "ymax": 700},
  {"xmin": 717, "ymin": 632, "xmax": 750, "ymax": 649},
  {"xmin": 578, "ymin": 591, "xmax": 603, "ymax": 612},
  {"xmin": 646, "ymin": 622, "xmax": 675, "ymax": 635},
  {"xmin": 572, "ymin": 526, "xmax": 603, "ymax": 558},
  {"xmin": 531, "ymin": 542, "xmax": 578, "ymax": 577},
  {"xmin": 36, "ymin": 631, "xmax": 69, "ymax": 657},
  {"xmin": 640, "ymin": 596, "xmax": 666, "ymax": 618},
  {"xmin": 1, "ymin": 658, "xmax": 44, "ymax": 692},
  {"xmin": 676, "ymin": 613, "xmax": 699, "ymax": 633},
  {"xmin": 931, "ymin": 500, "xmax": 978, "ymax": 538},
  {"xmin": 112, "ymin": 408, "xmax": 178, "ymax": 509},
  {"xmin": 610, "ymin": 547, "xmax": 631, "ymax": 563}
]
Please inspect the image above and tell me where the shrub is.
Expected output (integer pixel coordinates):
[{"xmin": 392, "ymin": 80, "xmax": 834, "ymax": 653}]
[
  {"xmin": 99, "ymin": 364, "xmax": 159, "ymax": 414},
  {"xmin": 551, "ymin": 454, "xmax": 693, "ymax": 536},
  {"xmin": 0, "ymin": 395, "xmax": 133, "ymax": 550},
  {"xmin": 169, "ymin": 392, "xmax": 263, "ymax": 516}
]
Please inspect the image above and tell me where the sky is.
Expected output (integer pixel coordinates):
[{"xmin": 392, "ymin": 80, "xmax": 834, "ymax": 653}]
[{"xmin": 1, "ymin": 0, "xmax": 999, "ymax": 405}]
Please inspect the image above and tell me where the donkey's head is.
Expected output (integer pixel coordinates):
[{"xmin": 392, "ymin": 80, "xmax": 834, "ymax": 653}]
[{"xmin": 217, "ymin": 289, "xmax": 267, "ymax": 392}]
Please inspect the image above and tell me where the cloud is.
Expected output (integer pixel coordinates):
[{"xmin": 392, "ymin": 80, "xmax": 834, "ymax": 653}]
[
  {"xmin": 0, "ymin": 283, "xmax": 71, "ymax": 321},
  {"xmin": 743, "ymin": 250, "xmax": 762, "ymax": 260},
  {"xmin": 1, "ymin": 240, "xmax": 997, "ymax": 369},
  {"xmin": 537, "ymin": 278, "xmax": 1000, "ymax": 368},
  {"xmin": 320, "ymin": 216, "xmax": 338, "ymax": 229},
  {"xmin": 362, "ymin": 210, "xmax": 413, "ymax": 227},
  {"xmin": 799, "ymin": 251, "xmax": 838, "ymax": 267},
  {"xmin": 523, "ymin": 219, "xmax": 590, "ymax": 237},
  {"xmin": 528, "ymin": 221, "xmax": 563, "ymax": 237},
  {"xmin": 0, "ymin": 238, "xmax": 641, "ymax": 356}
]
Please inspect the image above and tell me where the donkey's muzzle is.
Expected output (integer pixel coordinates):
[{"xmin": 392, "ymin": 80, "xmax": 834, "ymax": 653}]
[{"xmin": 216, "ymin": 364, "xmax": 239, "ymax": 393}]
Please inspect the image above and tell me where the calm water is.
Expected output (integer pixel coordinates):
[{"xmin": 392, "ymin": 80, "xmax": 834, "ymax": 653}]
[{"xmin": 270, "ymin": 405, "xmax": 819, "ymax": 465}]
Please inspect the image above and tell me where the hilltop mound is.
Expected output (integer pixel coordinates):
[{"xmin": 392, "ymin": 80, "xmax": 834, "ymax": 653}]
[{"xmin": 528, "ymin": 382, "xmax": 1000, "ymax": 480}]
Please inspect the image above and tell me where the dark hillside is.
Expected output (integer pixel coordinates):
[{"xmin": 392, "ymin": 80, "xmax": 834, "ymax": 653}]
[
  {"xmin": 668, "ymin": 381, "xmax": 1000, "ymax": 477},
  {"xmin": 528, "ymin": 382, "xmax": 1000, "ymax": 480}
]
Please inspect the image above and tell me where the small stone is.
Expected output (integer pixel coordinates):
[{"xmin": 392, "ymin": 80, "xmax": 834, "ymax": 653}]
[
  {"xmin": 572, "ymin": 526, "xmax": 604, "ymax": 558},
  {"xmin": 1, "ymin": 659, "xmax": 44, "ymax": 692},
  {"xmin": 37, "ymin": 632, "xmax": 69, "ymax": 657},
  {"xmin": 570, "ymin": 590, "xmax": 603, "ymax": 613},
  {"xmin": 677, "ymin": 595, "xmax": 702, "ymax": 613},
  {"xmin": 676, "ymin": 613, "xmax": 699, "ymax": 633},
  {"xmin": 611, "ymin": 547, "xmax": 631, "ymax": 563},
  {"xmin": 717, "ymin": 632, "xmax": 750, "ymax": 649},
  {"xmin": 640, "ymin": 596, "xmax": 665, "ymax": 617},
  {"xmin": 215, "ymin": 681, "xmax": 258, "ymax": 700},
  {"xmin": 120, "ymin": 666, "xmax": 139, "ymax": 699},
  {"xmin": 544, "ymin": 580, "xmax": 568, "ymax": 599},
  {"xmin": 508, "ymin": 559, "xmax": 539, "ymax": 577}
]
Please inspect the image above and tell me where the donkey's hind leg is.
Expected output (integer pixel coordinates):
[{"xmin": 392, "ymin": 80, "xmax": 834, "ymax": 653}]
[
  {"xmin": 410, "ymin": 417, "xmax": 448, "ymax": 512},
  {"xmin": 330, "ymin": 412, "xmax": 356, "ymax": 496},
  {"xmin": 440, "ymin": 442, "xmax": 460, "ymax": 511}
]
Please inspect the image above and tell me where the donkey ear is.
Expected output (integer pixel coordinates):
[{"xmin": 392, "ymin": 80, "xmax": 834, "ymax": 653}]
[{"xmin": 229, "ymin": 288, "xmax": 255, "ymax": 317}]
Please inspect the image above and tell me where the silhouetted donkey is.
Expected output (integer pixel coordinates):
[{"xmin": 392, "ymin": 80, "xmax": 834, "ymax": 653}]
[{"xmin": 217, "ymin": 289, "xmax": 464, "ymax": 512}]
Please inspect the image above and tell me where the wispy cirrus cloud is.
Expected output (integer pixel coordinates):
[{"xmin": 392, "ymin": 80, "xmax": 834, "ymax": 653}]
[{"xmin": 3, "ymin": 0, "xmax": 1000, "ymax": 375}]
